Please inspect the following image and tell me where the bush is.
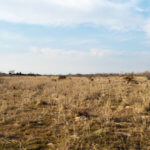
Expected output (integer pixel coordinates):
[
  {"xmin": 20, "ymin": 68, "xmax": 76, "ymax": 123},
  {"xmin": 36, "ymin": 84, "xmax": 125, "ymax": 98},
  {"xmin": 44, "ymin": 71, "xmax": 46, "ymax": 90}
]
[
  {"xmin": 143, "ymin": 71, "xmax": 150, "ymax": 80},
  {"xmin": 124, "ymin": 73, "xmax": 138, "ymax": 84},
  {"xmin": 58, "ymin": 75, "xmax": 67, "ymax": 80},
  {"xmin": 146, "ymin": 74, "xmax": 150, "ymax": 80}
]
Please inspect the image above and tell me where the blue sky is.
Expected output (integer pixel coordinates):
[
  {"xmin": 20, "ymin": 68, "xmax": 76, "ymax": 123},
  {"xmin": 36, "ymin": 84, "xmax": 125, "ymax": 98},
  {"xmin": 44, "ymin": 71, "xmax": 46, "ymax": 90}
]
[{"xmin": 0, "ymin": 0, "xmax": 150, "ymax": 74}]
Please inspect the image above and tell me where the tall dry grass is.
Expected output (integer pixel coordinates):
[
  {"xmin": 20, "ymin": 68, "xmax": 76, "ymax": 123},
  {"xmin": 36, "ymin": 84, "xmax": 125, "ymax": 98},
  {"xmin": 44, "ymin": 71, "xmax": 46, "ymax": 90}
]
[{"xmin": 0, "ymin": 75, "xmax": 149, "ymax": 149}]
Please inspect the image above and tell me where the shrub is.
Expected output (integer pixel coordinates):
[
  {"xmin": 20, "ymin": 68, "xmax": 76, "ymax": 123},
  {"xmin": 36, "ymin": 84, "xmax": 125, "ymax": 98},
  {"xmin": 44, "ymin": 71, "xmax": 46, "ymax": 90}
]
[
  {"xmin": 143, "ymin": 71, "xmax": 150, "ymax": 80},
  {"xmin": 87, "ymin": 75, "xmax": 94, "ymax": 81},
  {"xmin": 124, "ymin": 73, "xmax": 138, "ymax": 84},
  {"xmin": 146, "ymin": 74, "xmax": 150, "ymax": 80},
  {"xmin": 58, "ymin": 75, "xmax": 67, "ymax": 80}
]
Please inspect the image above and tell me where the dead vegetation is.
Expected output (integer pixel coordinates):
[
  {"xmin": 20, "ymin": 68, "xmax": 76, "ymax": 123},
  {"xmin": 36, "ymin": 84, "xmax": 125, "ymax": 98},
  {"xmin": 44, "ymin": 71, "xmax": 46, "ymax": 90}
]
[
  {"xmin": 144, "ymin": 72, "xmax": 150, "ymax": 80},
  {"xmin": 58, "ymin": 75, "xmax": 67, "ymax": 80},
  {"xmin": 0, "ymin": 75, "xmax": 149, "ymax": 150},
  {"xmin": 124, "ymin": 74, "xmax": 138, "ymax": 84}
]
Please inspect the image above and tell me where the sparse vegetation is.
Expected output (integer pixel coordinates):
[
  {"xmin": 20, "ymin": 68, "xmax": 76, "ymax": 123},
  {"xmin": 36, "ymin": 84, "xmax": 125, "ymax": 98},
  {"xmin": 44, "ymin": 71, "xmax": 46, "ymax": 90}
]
[
  {"xmin": 124, "ymin": 73, "xmax": 138, "ymax": 84},
  {"xmin": 0, "ymin": 75, "xmax": 149, "ymax": 149},
  {"xmin": 58, "ymin": 75, "xmax": 67, "ymax": 80},
  {"xmin": 143, "ymin": 71, "xmax": 150, "ymax": 80}
]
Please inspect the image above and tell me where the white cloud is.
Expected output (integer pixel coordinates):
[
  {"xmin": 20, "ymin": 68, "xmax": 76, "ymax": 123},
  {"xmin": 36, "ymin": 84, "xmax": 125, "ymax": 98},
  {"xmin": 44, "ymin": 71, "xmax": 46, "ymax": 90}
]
[
  {"xmin": 0, "ymin": 0, "xmax": 145, "ymax": 30},
  {"xmin": 0, "ymin": 31, "xmax": 25, "ymax": 41},
  {"xmin": 90, "ymin": 48, "xmax": 124, "ymax": 56},
  {"xmin": 1, "ymin": 47, "xmax": 148, "ymax": 74},
  {"xmin": 29, "ymin": 47, "xmax": 38, "ymax": 53},
  {"xmin": 135, "ymin": 50, "xmax": 150, "ymax": 55},
  {"xmin": 0, "ymin": 47, "xmax": 122, "ymax": 74},
  {"xmin": 28, "ymin": 47, "xmax": 123, "ymax": 58},
  {"xmin": 144, "ymin": 22, "xmax": 150, "ymax": 38},
  {"xmin": 143, "ymin": 20, "xmax": 150, "ymax": 44}
]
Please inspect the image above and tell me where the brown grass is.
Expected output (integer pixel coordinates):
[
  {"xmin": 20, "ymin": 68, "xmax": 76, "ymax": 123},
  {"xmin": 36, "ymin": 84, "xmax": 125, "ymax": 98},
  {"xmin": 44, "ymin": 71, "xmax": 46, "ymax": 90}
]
[{"xmin": 0, "ymin": 75, "xmax": 149, "ymax": 150}]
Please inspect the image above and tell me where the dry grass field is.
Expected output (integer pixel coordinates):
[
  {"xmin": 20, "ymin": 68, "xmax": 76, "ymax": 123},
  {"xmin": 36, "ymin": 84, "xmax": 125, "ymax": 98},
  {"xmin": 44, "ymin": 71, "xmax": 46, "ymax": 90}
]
[{"xmin": 0, "ymin": 75, "xmax": 150, "ymax": 150}]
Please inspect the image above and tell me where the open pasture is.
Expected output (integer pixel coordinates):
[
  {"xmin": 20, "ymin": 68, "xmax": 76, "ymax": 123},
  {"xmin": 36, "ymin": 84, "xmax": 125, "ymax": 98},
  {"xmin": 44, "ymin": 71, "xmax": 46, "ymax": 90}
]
[{"xmin": 0, "ymin": 75, "xmax": 149, "ymax": 149}]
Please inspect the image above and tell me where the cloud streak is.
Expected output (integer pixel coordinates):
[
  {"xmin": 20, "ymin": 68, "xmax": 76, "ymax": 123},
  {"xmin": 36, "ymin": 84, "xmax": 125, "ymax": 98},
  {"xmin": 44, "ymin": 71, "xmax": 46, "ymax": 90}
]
[{"xmin": 0, "ymin": 0, "xmax": 146, "ymax": 30}]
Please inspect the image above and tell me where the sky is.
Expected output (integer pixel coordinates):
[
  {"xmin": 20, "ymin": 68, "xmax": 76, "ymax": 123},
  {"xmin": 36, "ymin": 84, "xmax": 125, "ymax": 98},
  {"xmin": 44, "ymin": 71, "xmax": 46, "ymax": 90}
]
[{"xmin": 0, "ymin": 0, "xmax": 150, "ymax": 74}]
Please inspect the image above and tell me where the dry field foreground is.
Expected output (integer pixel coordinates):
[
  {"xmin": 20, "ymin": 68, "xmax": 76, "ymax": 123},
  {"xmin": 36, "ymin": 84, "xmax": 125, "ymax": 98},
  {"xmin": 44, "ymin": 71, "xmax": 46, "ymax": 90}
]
[{"xmin": 0, "ymin": 76, "xmax": 150, "ymax": 150}]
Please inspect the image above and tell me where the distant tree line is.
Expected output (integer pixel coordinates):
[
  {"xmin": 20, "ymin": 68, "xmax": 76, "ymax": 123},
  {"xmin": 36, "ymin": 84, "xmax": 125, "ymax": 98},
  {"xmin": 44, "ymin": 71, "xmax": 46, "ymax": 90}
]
[
  {"xmin": 0, "ymin": 71, "xmax": 40, "ymax": 76},
  {"xmin": 15, "ymin": 72, "xmax": 41, "ymax": 76},
  {"xmin": 0, "ymin": 71, "xmax": 150, "ymax": 78}
]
